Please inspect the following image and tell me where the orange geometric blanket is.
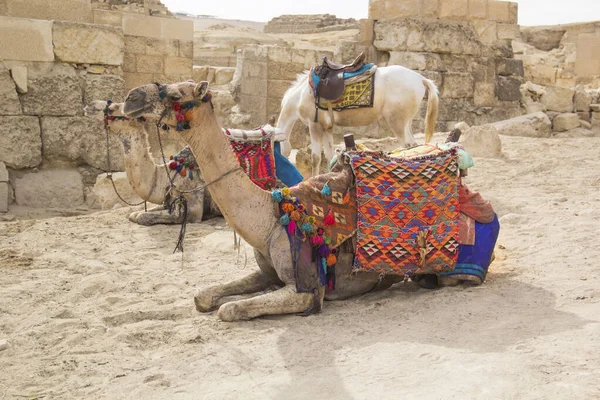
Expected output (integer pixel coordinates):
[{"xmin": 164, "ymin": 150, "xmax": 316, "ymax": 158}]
[{"xmin": 349, "ymin": 149, "xmax": 460, "ymax": 276}]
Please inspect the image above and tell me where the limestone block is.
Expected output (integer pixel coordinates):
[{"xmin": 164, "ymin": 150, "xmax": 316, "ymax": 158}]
[
  {"xmin": 14, "ymin": 169, "xmax": 84, "ymax": 208},
  {"xmin": 495, "ymin": 76, "xmax": 521, "ymax": 101},
  {"xmin": 508, "ymin": 2, "xmax": 518, "ymax": 24},
  {"xmin": 83, "ymin": 74, "xmax": 125, "ymax": 106},
  {"xmin": 193, "ymin": 66, "xmax": 209, "ymax": 82},
  {"xmin": 460, "ymin": 125, "xmax": 503, "ymax": 158},
  {"xmin": 10, "ymin": 66, "xmax": 27, "ymax": 94},
  {"xmin": 241, "ymin": 78, "xmax": 268, "ymax": 98},
  {"xmin": 179, "ymin": 40, "xmax": 194, "ymax": 59},
  {"xmin": 0, "ymin": 182, "xmax": 8, "ymax": 212},
  {"xmin": 474, "ymin": 82, "xmax": 495, "ymax": 106},
  {"xmin": 267, "ymin": 62, "xmax": 302, "ymax": 80},
  {"xmin": 540, "ymin": 85, "xmax": 574, "ymax": 112},
  {"xmin": 422, "ymin": 0, "xmax": 439, "ymax": 17},
  {"xmin": 442, "ymin": 72, "xmax": 474, "ymax": 98},
  {"xmin": 439, "ymin": 0, "xmax": 468, "ymax": 19},
  {"xmin": 553, "ymin": 113, "xmax": 580, "ymax": 132},
  {"xmin": 124, "ymin": 35, "xmax": 147, "ymax": 55},
  {"xmin": 491, "ymin": 112, "xmax": 552, "ymax": 137},
  {"xmin": 5, "ymin": 0, "xmax": 92, "ymax": 23},
  {"xmin": 122, "ymin": 14, "xmax": 192, "ymax": 41},
  {"xmin": 575, "ymin": 33, "xmax": 600, "ymax": 78},
  {"xmin": 577, "ymin": 111, "xmax": 591, "ymax": 122},
  {"xmin": 41, "ymin": 117, "xmax": 123, "ymax": 171},
  {"xmin": 0, "ymin": 71, "xmax": 21, "ymax": 115},
  {"xmin": 0, "ymin": 162, "xmax": 7, "ymax": 182},
  {"xmin": 0, "ymin": 116, "xmax": 42, "ymax": 168},
  {"xmin": 496, "ymin": 58, "xmax": 524, "ymax": 76},
  {"xmin": 497, "ymin": 23, "xmax": 520, "ymax": 40},
  {"xmin": 574, "ymin": 89, "xmax": 592, "ymax": 112},
  {"xmin": 20, "ymin": 69, "xmax": 82, "ymax": 116},
  {"xmin": 580, "ymin": 120, "xmax": 591, "ymax": 129},
  {"xmin": 471, "ymin": 20, "xmax": 497, "ymax": 44},
  {"xmin": 92, "ymin": 172, "xmax": 144, "ymax": 210},
  {"xmin": 53, "ymin": 21, "xmax": 124, "ymax": 66},
  {"xmin": 488, "ymin": 0, "xmax": 510, "ymax": 23},
  {"xmin": 145, "ymin": 38, "xmax": 179, "ymax": 57},
  {"xmin": 136, "ymin": 54, "xmax": 163, "ymax": 74},
  {"xmin": 92, "ymin": 10, "xmax": 123, "ymax": 27},
  {"xmin": 0, "ymin": 17, "xmax": 54, "ymax": 62},
  {"xmin": 369, "ymin": 0, "xmax": 385, "ymax": 20},
  {"xmin": 592, "ymin": 112, "xmax": 600, "ymax": 128},
  {"xmin": 164, "ymin": 57, "xmax": 192, "ymax": 76},
  {"xmin": 123, "ymin": 72, "xmax": 153, "ymax": 90},
  {"xmin": 388, "ymin": 51, "xmax": 443, "ymax": 71},
  {"xmin": 214, "ymin": 67, "xmax": 236, "ymax": 85},
  {"xmin": 267, "ymin": 80, "xmax": 292, "ymax": 99},
  {"xmin": 161, "ymin": 18, "xmax": 193, "ymax": 41},
  {"xmin": 386, "ymin": 0, "xmax": 422, "ymax": 19},
  {"xmin": 468, "ymin": 0, "xmax": 488, "ymax": 20}
]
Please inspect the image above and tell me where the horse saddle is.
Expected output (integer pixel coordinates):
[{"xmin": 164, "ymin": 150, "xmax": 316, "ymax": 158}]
[{"xmin": 314, "ymin": 53, "xmax": 367, "ymax": 101}]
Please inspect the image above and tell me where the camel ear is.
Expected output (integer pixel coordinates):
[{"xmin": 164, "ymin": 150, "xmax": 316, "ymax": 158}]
[{"xmin": 194, "ymin": 81, "xmax": 209, "ymax": 99}]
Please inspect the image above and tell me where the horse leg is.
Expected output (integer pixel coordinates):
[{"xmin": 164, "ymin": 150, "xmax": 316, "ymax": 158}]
[
  {"xmin": 322, "ymin": 128, "xmax": 335, "ymax": 170},
  {"xmin": 403, "ymin": 118, "xmax": 417, "ymax": 146},
  {"xmin": 309, "ymin": 122, "xmax": 324, "ymax": 176}
]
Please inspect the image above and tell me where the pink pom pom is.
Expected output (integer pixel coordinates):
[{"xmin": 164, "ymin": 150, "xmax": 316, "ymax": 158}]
[
  {"xmin": 287, "ymin": 220, "xmax": 297, "ymax": 235},
  {"xmin": 311, "ymin": 235, "xmax": 324, "ymax": 246}
]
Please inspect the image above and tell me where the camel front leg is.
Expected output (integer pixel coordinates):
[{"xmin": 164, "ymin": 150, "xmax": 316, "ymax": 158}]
[
  {"xmin": 128, "ymin": 208, "xmax": 184, "ymax": 226},
  {"xmin": 216, "ymin": 285, "xmax": 315, "ymax": 322},
  {"xmin": 194, "ymin": 271, "xmax": 278, "ymax": 312}
]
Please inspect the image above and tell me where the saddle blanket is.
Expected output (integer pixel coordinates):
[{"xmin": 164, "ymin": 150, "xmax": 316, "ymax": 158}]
[
  {"xmin": 349, "ymin": 149, "xmax": 460, "ymax": 276},
  {"xmin": 310, "ymin": 64, "xmax": 376, "ymax": 111}
]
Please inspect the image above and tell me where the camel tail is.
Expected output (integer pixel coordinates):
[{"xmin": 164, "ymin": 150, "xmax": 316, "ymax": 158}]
[{"xmin": 422, "ymin": 78, "xmax": 439, "ymax": 143}]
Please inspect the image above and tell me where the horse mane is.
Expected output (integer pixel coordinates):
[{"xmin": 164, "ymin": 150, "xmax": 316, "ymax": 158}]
[{"xmin": 282, "ymin": 70, "xmax": 310, "ymax": 100}]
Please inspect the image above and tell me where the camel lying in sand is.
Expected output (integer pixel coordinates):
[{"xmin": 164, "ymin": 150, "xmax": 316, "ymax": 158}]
[
  {"xmin": 122, "ymin": 80, "xmax": 423, "ymax": 321},
  {"xmin": 85, "ymin": 100, "xmax": 221, "ymax": 226}
]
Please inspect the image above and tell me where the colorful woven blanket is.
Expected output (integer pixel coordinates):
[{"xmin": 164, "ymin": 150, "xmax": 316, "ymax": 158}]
[
  {"xmin": 316, "ymin": 75, "xmax": 375, "ymax": 111},
  {"xmin": 225, "ymin": 128, "xmax": 277, "ymax": 190},
  {"xmin": 349, "ymin": 149, "xmax": 460, "ymax": 276}
]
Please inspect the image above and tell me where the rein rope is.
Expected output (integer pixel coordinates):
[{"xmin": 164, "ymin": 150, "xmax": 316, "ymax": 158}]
[
  {"xmin": 153, "ymin": 91, "xmax": 242, "ymax": 253},
  {"xmin": 103, "ymin": 101, "xmax": 147, "ymax": 211}
]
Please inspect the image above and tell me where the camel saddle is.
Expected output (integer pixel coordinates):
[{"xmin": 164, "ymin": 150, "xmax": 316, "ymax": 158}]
[{"xmin": 314, "ymin": 53, "xmax": 367, "ymax": 101}]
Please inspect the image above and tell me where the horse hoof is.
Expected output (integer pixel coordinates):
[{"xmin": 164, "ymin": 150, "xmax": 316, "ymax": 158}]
[
  {"xmin": 217, "ymin": 302, "xmax": 249, "ymax": 322},
  {"xmin": 415, "ymin": 274, "xmax": 440, "ymax": 290},
  {"xmin": 194, "ymin": 290, "xmax": 215, "ymax": 313}
]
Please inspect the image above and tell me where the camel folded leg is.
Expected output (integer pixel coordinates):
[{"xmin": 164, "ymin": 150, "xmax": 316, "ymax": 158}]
[
  {"xmin": 128, "ymin": 208, "xmax": 184, "ymax": 226},
  {"xmin": 216, "ymin": 285, "xmax": 315, "ymax": 322},
  {"xmin": 194, "ymin": 271, "xmax": 279, "ymax": 312}
]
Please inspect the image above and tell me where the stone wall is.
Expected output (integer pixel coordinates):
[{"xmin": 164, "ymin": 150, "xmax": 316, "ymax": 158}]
[
  {"xmin": 264, "ymin": 14, "xmax": 356, "ymax": 34},
  {"xmin": 365, "ymin": 0, "xmax": 522, "ymax": 130},
  {"xmin": 0, "ymin": 16, "xmax": 127, "ymax": 210}
]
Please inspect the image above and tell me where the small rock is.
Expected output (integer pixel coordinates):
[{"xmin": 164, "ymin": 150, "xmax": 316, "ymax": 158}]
[
  {"xmin": 580, "ymin": 120, "xmax": 592, "ymax": 129},
  {"xmin": 87, "ymin": 65, "xmax": 106, "ymax": 74},
  {"xmin": 553, "ymin": 113, "xmax": 580, "ymax": 132},
  {"xmin": 10, "ymin": 66, "xmax": 28, "ymax": 94},
  {"xmin": 552, "ymin": 197, "xmax": 568, "ymax": 202},
  {"xmin": 590, "ymin": 104, "xmax": 600, "ymax": 112},
  {"xmin": 0, "ymin": 214, "xmax": 16, "ymax": 222},
  {"xmin": 0, "ymin": 339, "xmax": 9, "ymax": 351}
]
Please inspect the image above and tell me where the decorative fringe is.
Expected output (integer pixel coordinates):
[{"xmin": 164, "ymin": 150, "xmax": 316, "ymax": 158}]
[
  {"xmin": 271, "ymin": 190, "xmax": 283, "ymax": 203},
  {"xmin": 287, "ymin": 220, "xmax": 297, "ymax": 235},
  {"xmin": 321, "ymin": 182, "xmax": 332, "ymax": 196}
]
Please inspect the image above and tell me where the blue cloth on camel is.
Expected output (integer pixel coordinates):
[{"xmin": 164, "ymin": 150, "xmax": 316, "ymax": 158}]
[{"xmin": 274, "ymin": 142, "xmax": 303, "ymax": 187}]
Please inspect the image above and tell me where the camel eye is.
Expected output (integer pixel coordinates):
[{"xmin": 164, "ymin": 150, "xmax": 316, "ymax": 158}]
[{"xmin": 169, "ymin": 92, "xmax": 182, "ymax": 101}]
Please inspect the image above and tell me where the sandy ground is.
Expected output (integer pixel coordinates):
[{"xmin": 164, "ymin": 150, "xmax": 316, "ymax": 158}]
[{"xmin": 1, "ymin": 135, "xmax": 599, "ymax": 399}]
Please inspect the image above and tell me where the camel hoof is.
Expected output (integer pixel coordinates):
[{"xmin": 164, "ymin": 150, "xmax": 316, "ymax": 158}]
[
  {"xmin": 194, "ymin": 289, "xmax": 216, "ymax": 313},
  {"xmin": 217, "ymin": 302, "xmax": 249, "ymax": 322},
  {"xmin": 128, "ymin": 211, "xmax": 141, "ymax": 223}
]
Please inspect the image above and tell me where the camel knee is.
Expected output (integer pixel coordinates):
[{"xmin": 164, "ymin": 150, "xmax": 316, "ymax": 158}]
[
  {"xmin": 194, "ymin": 288, "xmax": 218, "ymax": 312},
  {"xmin": 217, "ymin": 301, "xmax": 248, "ymax": 322}
]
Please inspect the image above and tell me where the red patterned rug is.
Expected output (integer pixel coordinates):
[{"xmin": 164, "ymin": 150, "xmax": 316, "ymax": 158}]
[
  {"xmin": 349, "ymin": 149, "xmax": 460, "ymax": 276},
  {"xmin": 225, "ymin": 129, "xmax": 277, "ymax": 191}
]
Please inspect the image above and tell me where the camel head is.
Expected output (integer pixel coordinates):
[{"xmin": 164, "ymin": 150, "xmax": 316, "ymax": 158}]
[
  {"xmin": 84, "ymin": 100, "xmax": 145, "ymax": 133},
  {"xmin": 122, "ymin": 81, "xmax": 210, "ymax": 126}
]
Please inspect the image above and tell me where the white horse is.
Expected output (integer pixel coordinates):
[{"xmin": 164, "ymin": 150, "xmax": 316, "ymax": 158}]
[{"xmin": 276, "ymin": 65, "xmax": 440, "ymax": 176}]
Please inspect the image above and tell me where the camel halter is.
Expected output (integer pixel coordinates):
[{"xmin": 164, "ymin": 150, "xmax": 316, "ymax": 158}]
[
  {"xmin": 102, "ymin": 100, "xmax": 148, "ymax": 210},
  {"xmin": 153, "ymin": 87, "xmax": 242, "ymax": 253}
]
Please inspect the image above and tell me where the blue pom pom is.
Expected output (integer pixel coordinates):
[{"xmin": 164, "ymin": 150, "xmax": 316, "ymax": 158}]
[
  {"xmin": 280, "ymin": 214, "xmax": 290, "ymax": 225},
  {"xmin": 321, "ymin": 183, "xmax": 331, "ymax": 196},
  {"xmin": 271, "ymin": 190, "xmax": 283, "ymax": 203},
  {"xmin": 301, "ymin": 222, "xmax": 313, "ymax": 233}
]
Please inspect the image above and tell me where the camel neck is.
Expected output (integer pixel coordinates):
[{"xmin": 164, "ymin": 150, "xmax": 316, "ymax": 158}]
[{"xmin": 177, "ymin": 102, "xmax": 278, "ymax": 251}]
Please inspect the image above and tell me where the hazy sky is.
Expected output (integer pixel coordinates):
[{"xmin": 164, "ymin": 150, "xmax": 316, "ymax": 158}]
[{"xmin": 161, "ymin": 0, "xmax": 600, "ymax": 26}]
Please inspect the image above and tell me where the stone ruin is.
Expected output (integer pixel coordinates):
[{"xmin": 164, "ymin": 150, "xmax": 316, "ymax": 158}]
[{"xmin": 263, "ymin": 14, "xmax": 357, "ymax": 34}]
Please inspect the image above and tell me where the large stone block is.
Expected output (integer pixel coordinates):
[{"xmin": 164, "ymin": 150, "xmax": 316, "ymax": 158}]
[
  {"xmin": 495, "ymin": 76, "xmax": 521, "ymax": 101},
  {"xmin": 145, "ymin": 37, "xmax": 179, "ymax": 57},
  {"xmin": 0, "ymin": 16, "xmax": 54, "ymax": 62},
  {"xmin": 497, "ymin": 23, "xmax": 520, "ymax": 40},
  {"xmin": 468, "ymin": 0, "xmax": 488, "ymax": 20},
  {"xmin": 439, "ymin": 0, "xmax": 468, "ymax": 19},
  {"xmin": 491, "ymin": 111, "xmax": 552, "ymax": 137},
  {"xmin": 92, "ymin": 172, "xmax": 144, "ymax": 209},
  {"xmin": 374, "ymin": 19, "xmax": 481, "ymax": 55},
  {"xmin": 460, "ymin": 124, "xmax": 503, "ymax": 158},
  {"xmin": 41, "ymin": 117, "xmax": 123, "ymax": 171},
  {"xmin": 369, "ymin": 0, "xmax": 386, "ymax": 20},
  {"xmin": 574, "ymin": 89, "xmax": 592, "ymax": 112},
  {"xmin": 124, "ymin": 35, "xmax": 146, "ymax": 55},
  {"xmin": 136, "ymin": 54, "xmax": 163, "ymax": 73},
  {"xmin": 553, "ymin": 113, "xmax": 580, "ymax": 132},
  {"xmin": 442, "ymin": 72, "xmax": 474, "ymax": 98},
  {"xmin": 267, "ymin": 62, "xmax": 302, "ymax": 80},
  {"xmin": 92, "ymin": 10, "xmax": 122, "ymax": 27},
  {"xmin": 241, "ymin": 78, "xmax": 268, "ymax": 98},
  {"xmin": 386, "ymin": 0, "xmax": 422, "ymax": 19},
  {"xmin": 488, "ymin": 0, "xmax": 511, "ymax": 23},
  {"xmin": 540, "ymin": 85, "xmax": 574, "ymax": 112},
  {"xmin": 267, "ymin": 79, "xmax": 293, "ymax": 99},
  {"xmin": 14, "ymin": 169, "xmax": 84, "ymax": 208},
  {"xmin": 592, "ymin": 112, "xmax": 600, "ymax": 128},
  {"xmin": 496, "ymin": 58, "xmax": 524, "ymax": 76},
  {"xmin": 10, "ymin": 65, "xmax": 27, "ymax": 94},
  {"xmin": 471, "ymin": 20, "xmax": 497, "ymax": 44},
  {"xmin": 20, "ymin": 68, "xmax": 82, "ymax": 116},
  {"xmin": 575, "ymin": 33, "xmax": 600, "ymax": 78},
  {"xmin": 5, "ymin": 0, "xmax": 92, "ymax": 23},
  {"xmin": 122, "ymin": 14, "xmax": 193, "ymax": 41},
  {"xmin": 474, "ymin": 82, "xmax": 496, "ymax": 106},
  {"xmin": 53, "ymin": 21, "xmax": 124, "ymax": 66},
  {"xmin": 123, "ymin": 72, "xmax": 153, "ymax": 90},
  {"xmin": 83, "ymin": 74, "xmax": 125, "ymax": 106},
  {"xmin": 214, "ymin": 67, "xmax": 236, "ymax": 85},
  {"xmin": 0, "ymin": 70, "xmax": 21, "ymax": 115},
  {"xmin": 164, "ymin": 57, "xmax": 192, "ymax": 76},
  {"xmin": 0, "ymin": 116, "xmax": 42, "ymax": 168},
  {"xmin": 388, "ymin": 51, "xmax": 443, "ymax": 71}
]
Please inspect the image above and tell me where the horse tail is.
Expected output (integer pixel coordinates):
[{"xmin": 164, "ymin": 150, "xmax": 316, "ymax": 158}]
[{"xmin": 422, "ymin": 78, "xmax": 439, "ymax": 143}]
